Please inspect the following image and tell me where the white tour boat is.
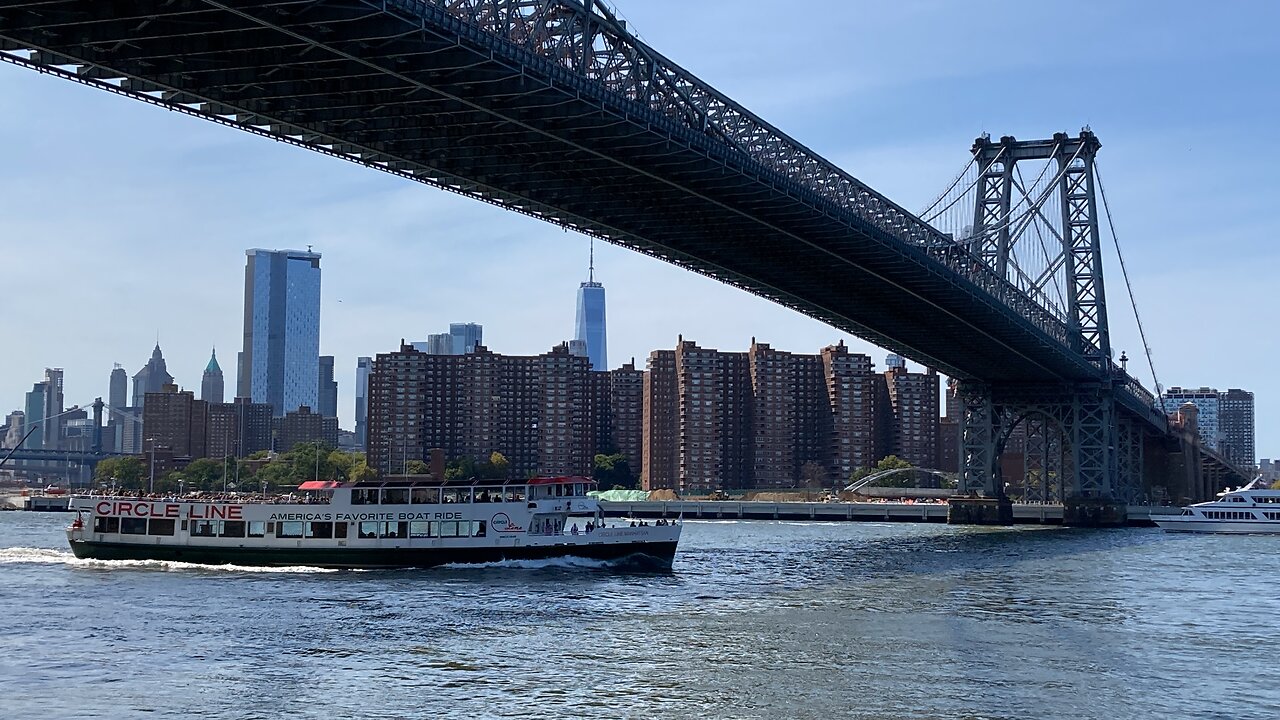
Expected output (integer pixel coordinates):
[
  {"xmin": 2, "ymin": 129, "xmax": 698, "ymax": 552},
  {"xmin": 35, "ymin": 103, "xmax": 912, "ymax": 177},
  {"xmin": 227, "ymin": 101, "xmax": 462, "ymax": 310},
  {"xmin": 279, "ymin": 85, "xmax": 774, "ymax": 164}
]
[
  {"xmin": 1152, "ymin": 478, "xmax": 1280, "ymax": 534},
  {"xmin": 66, "ymin": 476, "xmax": 680, "ymax": 568}
]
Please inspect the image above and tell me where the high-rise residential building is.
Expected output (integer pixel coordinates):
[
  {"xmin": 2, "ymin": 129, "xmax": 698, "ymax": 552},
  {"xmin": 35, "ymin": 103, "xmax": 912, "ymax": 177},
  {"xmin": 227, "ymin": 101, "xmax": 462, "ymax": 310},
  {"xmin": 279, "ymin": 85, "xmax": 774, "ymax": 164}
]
[
  {"xmin": 23, "ymin": 381, "xmax": 47, "ymax": 450},
  {"xmin": 201, "ymin": 349, "xmax": 225, "ymax": 404},
  {"xmin": 41, "ymin": 368, "xmax": 65, "ymax": 450},
  {"xmin": 207, "ymin": 397, "xmax": 273, "ymax": 460},
  {"xmin": 884, "ymin": 365, "xmax": 941, "ymax": 468},
  {"xmin": 423, "ymin": 334, "xmax": 453, "ymax": 355},
  {"xmin": 641, "ymin": 350, "xmax": 677, "ymax": 491},
  {"xmin": 574, "ymin": 243, "xmax": 607, "ymax": 371},
  {"xmin": 450, "ymin": 323, "xmax": 483, "ymax": 355},
  {"xmin": 317, "ymin": 355, "xmax": 338, "ymax": 418},
  {"xmin": 354, "ymin": 356, "xmax": 372, "ymax": 449},
  {"xmin": 1219, "ymin": 388, "xmax": 1255, "ymax": 469},
  {"xmin": 366, "ymin": 342, "xmax": 612, "ymax": 478},
  {"xmin": 133, "ymin": 344, "xmax": 174, "ymax": 409},
  {"xmin": 1160, "ymin": 387, "xmax": 1222, "ymax": 449},
  {"xmin": 109, "ymin": 365, "xmax": 128, "ymax": 410},
  {"xmin": 2, "ymin": 411, "xmax": 25, "ymax": 449},
  {"xmin": 609, "ymin": 361, "xmax": 645, "ymax": 484},
  {"xmin": 238, "ymin": 248, "xmax": 322, "ymax": 417},
  {"xmin": 142, "ymin": 384, "xmax": 208, "ymax": 459},
  {"xmin": 822, "ymin": 342, "xmax": 891, "ymax": 481},
  {"xmin": 273, "ymin": 405, "xmax": 339, "ymax": 453}
]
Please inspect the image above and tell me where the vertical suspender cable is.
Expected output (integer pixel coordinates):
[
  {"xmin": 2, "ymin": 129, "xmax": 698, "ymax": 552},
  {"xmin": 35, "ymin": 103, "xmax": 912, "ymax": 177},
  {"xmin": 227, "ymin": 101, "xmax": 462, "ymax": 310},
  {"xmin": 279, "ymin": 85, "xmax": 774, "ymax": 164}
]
[{"xmin": 1095, "ymin": 161, "xmax": 1163, "ymax": 402}]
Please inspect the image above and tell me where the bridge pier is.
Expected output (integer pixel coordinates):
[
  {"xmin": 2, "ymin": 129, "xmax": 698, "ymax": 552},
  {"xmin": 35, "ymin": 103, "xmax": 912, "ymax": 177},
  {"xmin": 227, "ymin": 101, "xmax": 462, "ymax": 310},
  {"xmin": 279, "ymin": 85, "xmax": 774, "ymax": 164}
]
[
  {"xmin": 946, "ymin": 496, "xmax": 1013, "ymax": 525},
  {"xmin": 1061, "ymin": 499, "xmax": 1127, "ymax": 527}
]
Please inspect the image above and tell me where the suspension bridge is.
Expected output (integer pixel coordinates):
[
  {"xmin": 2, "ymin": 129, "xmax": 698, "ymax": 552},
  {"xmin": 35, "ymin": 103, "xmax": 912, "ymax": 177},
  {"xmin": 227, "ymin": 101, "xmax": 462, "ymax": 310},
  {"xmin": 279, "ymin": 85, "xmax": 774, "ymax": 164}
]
[{"xmin": 0, "ymin": 0, "xmax": 1248, "ymax": 523}]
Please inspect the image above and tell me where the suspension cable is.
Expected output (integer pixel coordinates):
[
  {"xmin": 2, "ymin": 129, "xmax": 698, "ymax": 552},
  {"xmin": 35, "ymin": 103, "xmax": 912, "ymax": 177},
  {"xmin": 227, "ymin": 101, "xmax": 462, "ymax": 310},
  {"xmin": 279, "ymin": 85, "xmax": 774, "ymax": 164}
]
[{"xmin": 1095, "ymin": 160, "xmax": 1163, "ymax": 401}]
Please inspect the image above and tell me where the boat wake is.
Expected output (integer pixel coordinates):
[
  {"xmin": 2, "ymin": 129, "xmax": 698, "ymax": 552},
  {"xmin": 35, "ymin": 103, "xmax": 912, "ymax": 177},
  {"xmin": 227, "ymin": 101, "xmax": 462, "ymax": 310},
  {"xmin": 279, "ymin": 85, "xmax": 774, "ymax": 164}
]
[
  {"xmin": 0, "ymin": 546, "xmax": 340, "ymax": 574},
  {"xmin": 437, "ymin": 553, "xmax": 670, "ymax": 573}
]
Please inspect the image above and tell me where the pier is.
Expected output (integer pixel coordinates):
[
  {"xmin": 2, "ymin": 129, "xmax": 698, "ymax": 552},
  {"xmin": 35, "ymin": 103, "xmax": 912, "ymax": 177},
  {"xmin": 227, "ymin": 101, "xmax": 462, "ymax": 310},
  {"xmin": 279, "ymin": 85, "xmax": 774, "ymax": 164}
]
[{"xmin": 600, "ymin": 500, "xmax": 1180, "ymax": 526}]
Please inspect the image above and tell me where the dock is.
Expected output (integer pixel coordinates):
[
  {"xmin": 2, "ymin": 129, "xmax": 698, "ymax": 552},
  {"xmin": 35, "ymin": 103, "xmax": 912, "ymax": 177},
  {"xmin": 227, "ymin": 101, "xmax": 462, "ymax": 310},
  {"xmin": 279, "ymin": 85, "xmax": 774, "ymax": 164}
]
[{"xmin": 599, "ymin": 500, "xmax": 1180, "ymax": 526}]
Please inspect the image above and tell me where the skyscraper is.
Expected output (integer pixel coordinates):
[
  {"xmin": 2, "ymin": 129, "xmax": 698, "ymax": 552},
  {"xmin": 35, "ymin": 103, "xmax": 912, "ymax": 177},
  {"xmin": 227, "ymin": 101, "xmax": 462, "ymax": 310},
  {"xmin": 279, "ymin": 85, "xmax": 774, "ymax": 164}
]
[
  {"xmin": 238, "ymin": 248, "xmax": 322, "ymax": 416},
  {"xmin": 201, "ymin": 349, "xmax": 225, "ymax": 404},
  {"xmin": 574, "ymin": 240, "xmax": 607, "ymax": 370},
  {"xmin": 449, "ymin": 323, "xmax": 483, "ymax": 355},
  {"xmin": 317, "ymin": 355, "xmax": 338, "ymax": 418},
  {"xmin": 23, "ymin": 382, "xmax": 47, "ymax": 449},
  {"xmin": 132, "ymin": 344, "xmax": 174, "ymax": 408},
  {"xmin": 1218, "ymin": 388, "xmax": 1255, "ymax": 469},
  {"xmin": 109, "ymin": 365, "xmax": 128, "ymax": 410},
  {"xmin": 355, "ymin": 356, "xmax": 372, "ymax": 449}
]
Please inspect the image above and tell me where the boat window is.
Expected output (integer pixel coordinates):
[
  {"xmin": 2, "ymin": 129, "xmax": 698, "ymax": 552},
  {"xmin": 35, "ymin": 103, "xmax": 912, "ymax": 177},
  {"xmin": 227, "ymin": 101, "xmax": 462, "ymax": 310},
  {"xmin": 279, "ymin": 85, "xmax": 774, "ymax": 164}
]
[
  {"xmin": 411, "ymin": 487, "xmax": 439, "ymax": 504},
  {"xmin": 410, "ymin": 521, "xmax": 434, "ymax": 538},
  {"xmin": 121, "ymin": 517, "xmax": 147, "ymax": 535},
  {"xmin": 191, "ymin": 520, "xmax": 217, "ymax": 537},
  {"xmin": 505, "ymin": 489, "xmax": 525, "ymax": 502},
  {"xmin": 1232, "ymin": 497, "xmax": 1245, "ymax": 503},
  {"xmin": 277, "ymin": 521, "xmax": 305, "ymax": 539},
  {"xmin": 473, "ymin": 520, "xmax": 486, "ymax": 538},
  {"xmin": 475, "ymin": 488, "xmax": 497, "ymax": 503},
  {"xmin": 148, "ymin": 519, "xmax": 176, "ymax": 536},
  {"xmin": 93, "ymin": 516, "xmax": 120, "ymax": 533},
  {"xmin": 352, "ymin": 488, "xmax": 379, "ymax": 505},
  {"xmin": 1180, "ymin": 509, "xmax": 1191, "ymax": 516},
  {"xmin": 383, "ymin": 521, "xmax": 408, "ymax": 539},
  {"xmin": 247, "ymin": 521, "xmax": 267, "ymax": 538},
  {"xmin": 221, "ymin": 521, "xmax": 246, "ymax": 538},
  {"xmin": 306, "ymin": 522, "xmax": 334, "ymax": 539},
  {"xmin": 358, "ymin": 521, "xmax": 380, "ymax": 539},
  {"xmin": 382, "ymin": 488, "xmax": 410, "ymax": 505},
  {"xmin": 439, "ymin": 521, "xmax": 460, "ymax": 538},
  {"xmin": 443, "ymin": 488, "xmax": 469, "ymax": 504},
  {"xmin": 335, "ymin": 522, "xmax": 348, "ymax": 539}
]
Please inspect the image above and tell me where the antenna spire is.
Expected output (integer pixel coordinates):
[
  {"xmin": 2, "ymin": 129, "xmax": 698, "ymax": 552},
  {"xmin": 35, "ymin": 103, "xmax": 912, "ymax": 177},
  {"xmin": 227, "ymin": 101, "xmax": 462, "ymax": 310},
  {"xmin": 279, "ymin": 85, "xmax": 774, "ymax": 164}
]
[{"xmin": 588, "ymin": 237, "xmax": 595, "ymax": 283}]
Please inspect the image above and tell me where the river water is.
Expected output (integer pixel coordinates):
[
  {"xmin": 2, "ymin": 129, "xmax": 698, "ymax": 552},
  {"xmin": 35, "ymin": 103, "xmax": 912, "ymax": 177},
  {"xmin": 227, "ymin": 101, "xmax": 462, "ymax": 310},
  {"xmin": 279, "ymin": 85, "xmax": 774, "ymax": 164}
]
[{"xmin": 2, "ymin": 511, "xmax": 1277, "ymax": 719}]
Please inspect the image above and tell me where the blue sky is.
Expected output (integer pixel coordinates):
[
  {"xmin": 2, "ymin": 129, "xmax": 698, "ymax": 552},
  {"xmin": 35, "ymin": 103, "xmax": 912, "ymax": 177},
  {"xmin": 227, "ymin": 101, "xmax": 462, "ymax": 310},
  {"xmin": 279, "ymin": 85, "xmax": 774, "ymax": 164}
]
[{"xmin": 1, "ymin": 1, "xmax": 1277, "ymax": 456}]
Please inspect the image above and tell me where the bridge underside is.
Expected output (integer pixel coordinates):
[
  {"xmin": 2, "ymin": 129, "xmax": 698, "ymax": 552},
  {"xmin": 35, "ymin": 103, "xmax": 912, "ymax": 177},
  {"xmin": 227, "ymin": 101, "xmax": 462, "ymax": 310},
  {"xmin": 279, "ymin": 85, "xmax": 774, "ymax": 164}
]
[{"xmin": 0, "ymin": 0, "xmax": 1097, "ymax": 384}]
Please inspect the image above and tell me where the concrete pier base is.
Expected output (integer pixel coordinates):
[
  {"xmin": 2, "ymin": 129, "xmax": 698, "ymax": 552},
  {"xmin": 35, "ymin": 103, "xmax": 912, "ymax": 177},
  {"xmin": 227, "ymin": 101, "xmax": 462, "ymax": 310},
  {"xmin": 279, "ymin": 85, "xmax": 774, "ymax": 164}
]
[
  {"xmin": 946, "ymin": 497, "xmax": 1013, "ymax": 525},
  {"xmin": 1062, "ymin": 499, "xmax": 1128, "ymax": 527}
]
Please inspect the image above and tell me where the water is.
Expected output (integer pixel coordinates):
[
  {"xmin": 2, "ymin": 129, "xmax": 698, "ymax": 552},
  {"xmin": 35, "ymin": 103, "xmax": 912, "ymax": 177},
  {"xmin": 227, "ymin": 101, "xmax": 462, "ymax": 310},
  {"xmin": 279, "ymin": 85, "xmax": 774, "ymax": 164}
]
[{"xmin": 2, "ymin": 511, "xmax": 1278, "ymax": 719}]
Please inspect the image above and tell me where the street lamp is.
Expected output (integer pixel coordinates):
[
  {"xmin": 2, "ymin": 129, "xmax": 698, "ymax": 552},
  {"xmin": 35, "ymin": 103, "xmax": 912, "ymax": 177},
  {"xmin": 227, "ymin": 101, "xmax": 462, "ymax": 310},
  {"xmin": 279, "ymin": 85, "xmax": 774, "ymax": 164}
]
[{"xmin": 146, "ymin": 438, "xmax": 156, "ymax": 496}]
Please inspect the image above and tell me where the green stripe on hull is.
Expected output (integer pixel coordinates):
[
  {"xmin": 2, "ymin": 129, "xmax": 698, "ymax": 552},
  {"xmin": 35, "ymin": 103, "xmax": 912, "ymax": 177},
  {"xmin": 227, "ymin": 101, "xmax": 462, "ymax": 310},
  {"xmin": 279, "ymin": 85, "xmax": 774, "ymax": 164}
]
[{"xmin": 69, "ymin": 540, "xmax": 677, "ymax": 570}]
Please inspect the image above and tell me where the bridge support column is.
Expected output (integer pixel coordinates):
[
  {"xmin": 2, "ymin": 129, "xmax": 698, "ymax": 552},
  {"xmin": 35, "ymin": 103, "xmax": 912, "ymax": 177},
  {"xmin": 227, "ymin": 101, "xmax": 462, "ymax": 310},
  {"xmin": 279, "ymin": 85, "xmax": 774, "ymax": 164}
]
[
  {"xmin": 951, "ymin": 382, "xmax": 1012, "ymax": 525},
  {"xmin": 947, "ymin": 496, "xmax": 1013, "ymax": 525},
  {"xmin": 1061, "ymin": 389, "xmax": 1126, "ymax": 526}
]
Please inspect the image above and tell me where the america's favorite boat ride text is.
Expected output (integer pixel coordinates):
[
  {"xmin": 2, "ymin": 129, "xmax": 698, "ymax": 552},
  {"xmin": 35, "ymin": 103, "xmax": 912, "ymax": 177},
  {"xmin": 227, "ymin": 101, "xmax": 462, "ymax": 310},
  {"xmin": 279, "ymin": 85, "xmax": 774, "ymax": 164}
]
[{"xmin": 66, "ymin": 476, "xmax": 680, "ymax": 568}]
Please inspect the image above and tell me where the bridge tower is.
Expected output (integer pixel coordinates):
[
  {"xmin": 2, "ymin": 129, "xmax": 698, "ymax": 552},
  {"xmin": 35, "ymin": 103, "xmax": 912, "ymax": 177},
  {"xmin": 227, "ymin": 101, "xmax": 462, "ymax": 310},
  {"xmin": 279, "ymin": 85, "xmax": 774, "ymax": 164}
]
[{"xmin": 953, "ymin": 131, "xmax": 1138, "ymax": 526}]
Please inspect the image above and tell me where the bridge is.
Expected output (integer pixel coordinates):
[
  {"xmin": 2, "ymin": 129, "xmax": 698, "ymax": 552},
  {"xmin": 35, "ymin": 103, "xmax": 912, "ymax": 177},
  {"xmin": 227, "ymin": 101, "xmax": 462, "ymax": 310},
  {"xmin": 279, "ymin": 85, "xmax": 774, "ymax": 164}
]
[{"xmin": 0, "ymin": 0, "xmax": 1249, "ymax": 523}]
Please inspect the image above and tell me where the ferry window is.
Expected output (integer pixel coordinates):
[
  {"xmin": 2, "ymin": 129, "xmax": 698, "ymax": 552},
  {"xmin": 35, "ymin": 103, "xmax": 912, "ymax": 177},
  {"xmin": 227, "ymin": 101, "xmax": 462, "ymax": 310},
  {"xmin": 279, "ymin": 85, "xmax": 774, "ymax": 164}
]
[
  {"xmin": 352, "ymin": 488, "xmax": 379, "ymax": 505},
  {"xmin": 307, "ymin": 522, "xmax": 334, "ymax": 539},
  {"xmin": 505, "ymin": 489, "xmax": 524, "ymax": 502},
  {"xmin": 335, "ymin": 522, "xmax": 348, "ymax": 539},
  {"xmin": 277, "ymin": 521, "xmax": 304, "ymax": 539},
  {"xmin": 192, "ymin": 520, "xmax": 217, "ymax": 537},
  {"xmin": 439, "ymin": 521, "xmax": 460, "ymax": 538},
  {"xmin": 221, "ymin": 521, "xmax": 246, "ymax": 538},
  {"xmin": 121, "ymin": 517, "xmax": 147, "ymax": 535},
  {"xmin": 410, "ymin": 521, "xmax": 433, "ymax": 538},
  {"xmin": 93, "ymin": 517, "xmax": 120, "ymax": 533},
  {"xmin": 148, "ymin": 519, "xmax": 176, "ymax": 536},
  {"xmin": 382, "ymin": 488, "xmax": 409, "ymax": 505},
  {"xmin": 411, "ymin": 488, "xmax": 439, "ymax": 504},
  {"xmin": 358, "ymin": 522, "xmax": 380, "ymax": 539},
  {"xmin": 443, "ymin": 488, "xmax": 468, "ymax": 504},
  {"xmin": 248, "ymin": 521, "xmax": 267, "ymax": 538},
  {"xmin": 381, "ymin": 521, "xmax": 408, "ymax": 539},
  {"xmin": 476, "ymin": 488, "xmax": 497, "ymax": 503},
  {"xmin": 473, "ymin": 521, "xmax": 486, "ymax": 538}
]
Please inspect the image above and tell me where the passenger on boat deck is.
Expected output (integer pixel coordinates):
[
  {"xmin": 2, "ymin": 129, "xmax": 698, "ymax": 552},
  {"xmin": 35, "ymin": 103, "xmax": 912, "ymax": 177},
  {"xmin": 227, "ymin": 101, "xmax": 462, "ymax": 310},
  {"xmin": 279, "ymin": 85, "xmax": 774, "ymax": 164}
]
[
  {"xmin": 571, "ymin": 523, "xmax": 579, "ymax": 535},
  {"xmin": 630, "ymin": 521, "xmax": 636, "ymax": 527}
]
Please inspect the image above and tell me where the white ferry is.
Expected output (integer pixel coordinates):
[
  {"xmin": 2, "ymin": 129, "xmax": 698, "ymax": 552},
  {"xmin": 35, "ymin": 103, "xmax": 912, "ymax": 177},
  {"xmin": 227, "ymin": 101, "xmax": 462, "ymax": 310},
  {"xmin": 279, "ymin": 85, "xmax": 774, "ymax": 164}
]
[
  {"xmin": 65, "ymin": 476, "xmax": 680, "ymax": 569},
  {"xmin": 1152, "ymin": 479, "xmax": 1280, "ymax": 534}
]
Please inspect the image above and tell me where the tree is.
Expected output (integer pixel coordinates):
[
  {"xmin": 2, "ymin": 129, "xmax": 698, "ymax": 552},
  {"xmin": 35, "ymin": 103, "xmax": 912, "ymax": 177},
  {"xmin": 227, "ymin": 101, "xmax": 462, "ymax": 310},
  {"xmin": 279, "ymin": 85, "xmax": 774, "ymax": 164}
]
[
  {"xmin": 404, "ymin": 459, "xmax": 430, "ymax": 475},
  {"xmin": 593, "ymin": 453, "xmax": 634, "ymax": 489},
  {"xmin": 1272, "ymin": 480, "xmax": 1280, "ymax": 491},
  {"xmin": 487, "ymin": 451, "xmax": 510, "ymax": 479},
  {"xmin": 848, "ymin": 455, "xmax": 915, "ymax": 488},
  {"xmin": 182, "ymin": 458, "xmax": 225, "ymax": 491},
  {"xmin": 95, "ymin": 456, "xmax": 146, "ymax": 489},
  {"xmin": 349, "ymin": 457, "xmax": 378, "ymax": 483}
]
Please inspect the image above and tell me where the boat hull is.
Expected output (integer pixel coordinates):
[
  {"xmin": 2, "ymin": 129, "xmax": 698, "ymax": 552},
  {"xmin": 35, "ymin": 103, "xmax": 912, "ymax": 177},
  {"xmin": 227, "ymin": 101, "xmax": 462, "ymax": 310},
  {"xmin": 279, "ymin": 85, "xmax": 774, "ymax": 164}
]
[
  {"xmin": 67, "ymin": 538, "xmax": 678, "ymax": 570},
  {"xmin": 1151, "ymin": 518, "xmax": 1280, "ymax": 534}
]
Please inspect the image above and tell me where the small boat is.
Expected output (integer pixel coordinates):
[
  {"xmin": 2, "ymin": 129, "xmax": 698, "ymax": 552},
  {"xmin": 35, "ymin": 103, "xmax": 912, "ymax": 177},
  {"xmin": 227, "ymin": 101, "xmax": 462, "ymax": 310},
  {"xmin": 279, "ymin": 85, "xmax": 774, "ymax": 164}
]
[
  {"xmin": 65, "ymin": 475, "xmax": 680, "ymax": 569},
  {"xmin": 1152, "ymin": 477, "xmax": 1280, "ymax": 534}
]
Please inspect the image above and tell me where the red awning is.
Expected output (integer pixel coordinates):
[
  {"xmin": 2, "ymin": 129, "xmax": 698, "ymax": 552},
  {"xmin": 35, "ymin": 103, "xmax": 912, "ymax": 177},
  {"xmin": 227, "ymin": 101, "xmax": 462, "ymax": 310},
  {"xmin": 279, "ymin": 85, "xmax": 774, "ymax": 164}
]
[{"xmin": 298, "ymin": 480, "xmax": 342, "ymax": 490}]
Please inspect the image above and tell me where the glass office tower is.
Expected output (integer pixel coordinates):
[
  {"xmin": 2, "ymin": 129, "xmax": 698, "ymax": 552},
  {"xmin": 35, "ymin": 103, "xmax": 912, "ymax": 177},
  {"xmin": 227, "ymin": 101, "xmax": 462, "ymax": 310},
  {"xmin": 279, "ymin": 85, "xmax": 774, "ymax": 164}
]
[{"xmin": 238, "ymin": 248, "xmax": 322, "ymax": 417}]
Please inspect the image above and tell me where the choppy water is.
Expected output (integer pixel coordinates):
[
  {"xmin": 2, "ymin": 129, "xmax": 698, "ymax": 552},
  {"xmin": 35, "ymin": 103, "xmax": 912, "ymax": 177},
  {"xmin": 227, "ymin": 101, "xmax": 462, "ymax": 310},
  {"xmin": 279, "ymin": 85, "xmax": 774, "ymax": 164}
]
[{"xmin": 2, "ymin": 511, "xmax": 1278, "ymax": 719}]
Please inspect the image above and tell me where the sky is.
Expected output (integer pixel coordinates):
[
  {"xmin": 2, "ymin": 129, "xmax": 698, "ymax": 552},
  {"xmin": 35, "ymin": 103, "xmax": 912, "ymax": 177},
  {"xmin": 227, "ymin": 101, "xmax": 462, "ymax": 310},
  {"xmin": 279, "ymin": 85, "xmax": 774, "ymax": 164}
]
[{"xmin": 1, "ymin": 1, "xmax": 1277, "ymax": 455}]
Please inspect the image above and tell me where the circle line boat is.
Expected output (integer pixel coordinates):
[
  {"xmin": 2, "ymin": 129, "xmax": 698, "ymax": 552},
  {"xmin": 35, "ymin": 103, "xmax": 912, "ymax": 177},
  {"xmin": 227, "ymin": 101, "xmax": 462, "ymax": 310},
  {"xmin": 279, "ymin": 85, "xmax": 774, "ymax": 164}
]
[
  {"xmin": 65, "ymin": 475, "xmax": 680, "ymax": 569},
  {"xmin": 1152, "ymin": 478, "xmax": 1280, "ymax": 534}
]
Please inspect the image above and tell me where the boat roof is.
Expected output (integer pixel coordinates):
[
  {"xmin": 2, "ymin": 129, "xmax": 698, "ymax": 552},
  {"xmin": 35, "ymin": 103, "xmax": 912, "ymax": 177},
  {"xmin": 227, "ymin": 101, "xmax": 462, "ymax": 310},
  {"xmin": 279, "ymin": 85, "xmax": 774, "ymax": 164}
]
[{"xmin": 352, "ymin": 475, "xmax": 595, "ymax": 489}]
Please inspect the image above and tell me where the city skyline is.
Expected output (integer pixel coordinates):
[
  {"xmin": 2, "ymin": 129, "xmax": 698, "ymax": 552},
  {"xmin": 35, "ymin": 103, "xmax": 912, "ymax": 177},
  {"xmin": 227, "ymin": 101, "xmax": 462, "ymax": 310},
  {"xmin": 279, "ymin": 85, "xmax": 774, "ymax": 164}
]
[{"xmin": 1, "ymin": 1, "xmax": 1276, "ymax": 450}]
